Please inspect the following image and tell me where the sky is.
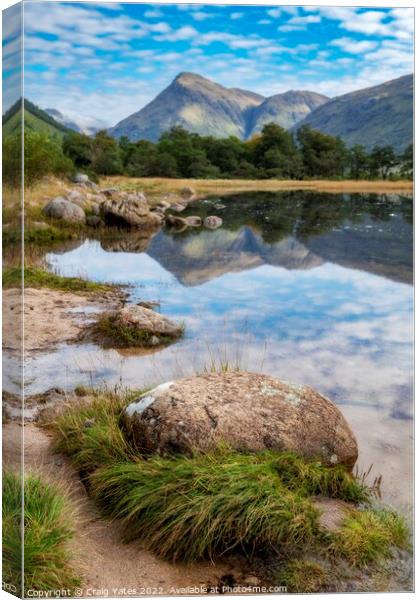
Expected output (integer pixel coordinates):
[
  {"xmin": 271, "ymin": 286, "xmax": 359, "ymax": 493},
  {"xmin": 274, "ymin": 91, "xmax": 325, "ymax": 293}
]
[{"xmin": 2, "ymin": 2, "xmax": 414, "ymax": 129}]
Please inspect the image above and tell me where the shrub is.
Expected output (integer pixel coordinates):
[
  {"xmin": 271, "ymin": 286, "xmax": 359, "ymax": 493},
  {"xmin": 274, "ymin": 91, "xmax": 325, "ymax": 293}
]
[{"xmin": 2, "ymin": 470, "xmax": 79, "ymax": 595}]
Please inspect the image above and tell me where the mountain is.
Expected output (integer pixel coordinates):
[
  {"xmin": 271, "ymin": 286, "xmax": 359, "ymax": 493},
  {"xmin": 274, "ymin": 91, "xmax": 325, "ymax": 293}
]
[
  {"xmin": 249, "ymin": 90, "xmax": 328, "ymax": 134},
  {"xmin": 109, "ymin": 72, "xmax": 263, "ymax": 141},
  {"xmin": 45, "ymin": 108, "xmax": 106, "ymax": 135},
  {"xmin": 2, "ymin": 99, "xmax": 73, "ymax": 139},
  {"xmin": 109, "ymin": 72, "xmax": 328, "ymax": 142},
  {"xmin": 295, "ymin": 74, "xmax": 413, "ymax": 151}
]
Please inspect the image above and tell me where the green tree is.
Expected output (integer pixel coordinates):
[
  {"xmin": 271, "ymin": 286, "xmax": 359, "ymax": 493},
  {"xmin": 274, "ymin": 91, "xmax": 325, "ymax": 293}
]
[
  {"xmin": 348, "ymin": 145, "xmax": 370, "ymax": 179},
  {"xmin": 91, "ymin": 130, "xmax": 123, "ymax": 175},
  {"xmin": 63, "ymin": 131, "xmax": 92, "ymax": 168},
  {"xmin": 369, "ymin": 145, "xmax": 396, "ymax": 179},
  {"xmin": 399, "ymin": 143, "xmax": 413, "ymax": 179},
  {"xmin": 297, "ymin": 125, "xmax": 347, "ymax": 178}
]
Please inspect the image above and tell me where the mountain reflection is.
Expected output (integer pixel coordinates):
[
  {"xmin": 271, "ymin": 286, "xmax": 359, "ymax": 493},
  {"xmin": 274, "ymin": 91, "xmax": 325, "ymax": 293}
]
[{"xmin": 138, "ymin": 191, "xmax": 412, "ymax": 285}]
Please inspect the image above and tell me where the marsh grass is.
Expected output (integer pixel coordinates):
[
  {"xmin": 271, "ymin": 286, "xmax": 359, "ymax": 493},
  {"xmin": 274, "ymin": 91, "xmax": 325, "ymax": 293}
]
[
  {"xmin": 3, "ymin": 266, "xmax": 114, "ymax": 293},
  {"xmin": 91, "ymin": 314, "xmax": 184, "ymax": 348},
  {"xmin": 2, "ymin": 470, "xmax": 80, "ymax": 595}
]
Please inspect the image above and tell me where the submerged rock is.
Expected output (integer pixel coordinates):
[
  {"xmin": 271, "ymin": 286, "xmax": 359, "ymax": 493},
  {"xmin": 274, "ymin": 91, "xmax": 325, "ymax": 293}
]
[
  {"xmin": 42, "ymin": 197, "xmax": 86, "ymax": 223},
  {"xmin": 184, "ymin": 215, "xmax": 202, "ymax": 227},
  {"xmin": 122, "ymin": 371, "xmax": 358, "ymax": 468}
]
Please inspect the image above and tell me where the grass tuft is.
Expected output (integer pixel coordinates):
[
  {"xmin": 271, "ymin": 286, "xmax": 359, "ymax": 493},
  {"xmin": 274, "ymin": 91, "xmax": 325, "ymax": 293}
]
[
  {"xmin": 3, "ymin": 266, "xmax": 114, "ymax": 293},
  {"xmin": 2, "ymin": 470, "xmax": 80, "ymax": 595},
  {"xmin": 91, "ymin": 452, "xmax": 321, "ymax": 561},
  {"xmin": 277, "ymin": 559, "xmax": 328, "ymax": 593},
  {"xmin": 51, "ymin": 391, "xmax": 139, "ymax": 476},
  {"xmin": 327, "ymin": 507, "xmax": 410, "ymax": 566}
]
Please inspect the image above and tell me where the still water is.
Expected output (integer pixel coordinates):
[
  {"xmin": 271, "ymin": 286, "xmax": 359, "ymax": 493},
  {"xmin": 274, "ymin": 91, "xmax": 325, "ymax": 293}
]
[{"xmin": 32, "ymin": 191, "xmax": 415, "ymax": 509}]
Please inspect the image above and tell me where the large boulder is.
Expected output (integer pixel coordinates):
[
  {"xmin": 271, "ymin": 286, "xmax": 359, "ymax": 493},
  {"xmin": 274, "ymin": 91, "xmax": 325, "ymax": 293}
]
[
  {"xmin": 113, "ymin": 305, "xmax": 183, "ymax": 340},
  {"xmin": 122, "ymin": 372, "xmax": 358, "ymax": 468},
  {"xmin": 102, "ymin": 192, "xmax": 162, "ymax": 229},
  {"xmin": 42, "ymin": 197, "xmax": 86, "ymax": 223}
]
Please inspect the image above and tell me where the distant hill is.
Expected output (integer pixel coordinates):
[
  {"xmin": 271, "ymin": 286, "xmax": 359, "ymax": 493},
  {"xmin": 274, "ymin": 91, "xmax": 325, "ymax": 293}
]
[
  {"xmin": 295, "ymin": 74, "xmax": 413, "ymax": 152},
  {"xmin": 3, "ymin": 99, "xmax": 73, "ymax": 139},
  {"xmin": 109, "ymin": 72, "xmax": 328, "ymax": 142},
  {"xmin": 249, "ymin": 90, "xmax": 328, "ymax": 135}
]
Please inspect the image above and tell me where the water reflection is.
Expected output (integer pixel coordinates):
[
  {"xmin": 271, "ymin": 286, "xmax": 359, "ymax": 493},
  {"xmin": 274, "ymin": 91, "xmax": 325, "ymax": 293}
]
[{"xmin": 24, "ymin": 191, "xmax": 413, "ymax": 509}]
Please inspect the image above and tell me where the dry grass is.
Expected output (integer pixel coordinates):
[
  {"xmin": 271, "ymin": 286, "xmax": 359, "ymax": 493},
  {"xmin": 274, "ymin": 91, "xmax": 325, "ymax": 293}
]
[{"xmin": 101, "ymin": 176, "xmax": 413, "ymax": 202}]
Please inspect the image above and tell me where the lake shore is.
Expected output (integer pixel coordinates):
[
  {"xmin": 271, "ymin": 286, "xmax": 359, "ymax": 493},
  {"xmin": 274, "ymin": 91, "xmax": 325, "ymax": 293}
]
[{"xmin": 100, "ymin": 176, "xmax": 414, "ymax": 202}]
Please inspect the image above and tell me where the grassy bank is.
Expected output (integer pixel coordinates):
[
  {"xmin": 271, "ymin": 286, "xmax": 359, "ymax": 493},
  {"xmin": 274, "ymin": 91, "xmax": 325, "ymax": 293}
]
[
  {"xmin": 3, "ymin": 266, "xmax": 114, "ymax": 293},
  {"xmin": 101, "ymin": 176, "xmax": 414, "ymax": 203},
  {"xmin": 49, "ymin": 389, "xmax": 410, "ymax": 588},
  {"xmin": 2, "ymin": 470, "xmax": 80, "ymax": 595},
  {"xmin": 92, "ymin": 313, "xmax": 184, "ymax": 348}
]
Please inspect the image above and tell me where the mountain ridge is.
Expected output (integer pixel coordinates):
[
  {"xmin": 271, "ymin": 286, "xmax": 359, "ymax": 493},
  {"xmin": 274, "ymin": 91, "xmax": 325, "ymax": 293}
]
[
  {"xmin": 109, "ymin": 72, "xmax": 329, "ymax": 142},
  {"xmin": 295, "ymin": 73, "xmax": 413, "ymax": 151}
]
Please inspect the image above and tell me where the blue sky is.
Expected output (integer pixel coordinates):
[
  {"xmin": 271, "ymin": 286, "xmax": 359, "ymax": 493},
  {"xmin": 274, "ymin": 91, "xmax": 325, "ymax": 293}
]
[{"xmin": 2, "ymin": 2, "xmax": 414, "ymax": 129}]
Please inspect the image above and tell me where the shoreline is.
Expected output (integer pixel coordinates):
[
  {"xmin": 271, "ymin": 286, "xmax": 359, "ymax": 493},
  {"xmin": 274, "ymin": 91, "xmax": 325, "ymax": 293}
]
[{"xmin": 101, "ymin": 176, "xmax": 414, "ymax": 200}]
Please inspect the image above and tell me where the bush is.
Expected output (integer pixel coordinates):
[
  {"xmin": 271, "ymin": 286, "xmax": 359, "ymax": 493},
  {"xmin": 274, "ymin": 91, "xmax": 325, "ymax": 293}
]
[
  {"xmin": 2, "ymin": 470, "xmax": 80, "ymax": 595},
  {"xmin": 3, "ymin": 130, "xmax": 74, "ymax": 188}
]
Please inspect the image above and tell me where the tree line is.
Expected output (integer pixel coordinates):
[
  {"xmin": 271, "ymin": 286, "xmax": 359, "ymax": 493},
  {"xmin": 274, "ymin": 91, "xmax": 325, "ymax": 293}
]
[
  {"xmin": 63, "ymin": 123, "xmax": 414, "ymax": 180},
  {"xmin": 3, "ymin": 122, "xmax": 413, "ymax": 188}
]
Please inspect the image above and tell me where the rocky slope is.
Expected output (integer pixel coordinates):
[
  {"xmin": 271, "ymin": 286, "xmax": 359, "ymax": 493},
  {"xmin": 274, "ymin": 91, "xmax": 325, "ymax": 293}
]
[{"xmin": 296, "ymin": 74, "xmax": 413, "ymax": 151}]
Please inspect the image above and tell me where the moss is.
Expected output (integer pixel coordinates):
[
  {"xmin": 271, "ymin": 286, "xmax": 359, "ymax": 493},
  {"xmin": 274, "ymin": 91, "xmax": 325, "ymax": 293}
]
[
  {"xmin": 3, "ymin": 266, "xmax": 114, "ymax": 293},
  {"xmin": 277, "ymin": 559, "xmax": 328, "ymax": 593},
  {"xmin": 92, "ymin": 314, "xmax": 183, "ymax": 348},
  {"xmin": 327, "ymin": 507, "xmax": 410, "ymax": 566},
  {"xmin": 2, "ymin": 470, "xmax": 80, "ymax": 595}
]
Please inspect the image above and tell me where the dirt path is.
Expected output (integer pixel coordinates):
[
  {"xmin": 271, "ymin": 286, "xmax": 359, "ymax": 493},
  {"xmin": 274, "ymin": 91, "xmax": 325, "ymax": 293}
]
[{"xmin": 3, "ymin": 423, "xmax": 255, "ymax": 597}]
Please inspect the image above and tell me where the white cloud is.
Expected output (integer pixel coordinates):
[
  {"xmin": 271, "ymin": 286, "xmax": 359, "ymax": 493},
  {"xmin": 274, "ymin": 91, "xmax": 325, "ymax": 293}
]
[
  {"xmin": 331, "ymin": 37, "xmax": 378, "ymax": 54},
  {"xmin": 230, "ymin": 12, "xmax": 244, "ymax": 20}
]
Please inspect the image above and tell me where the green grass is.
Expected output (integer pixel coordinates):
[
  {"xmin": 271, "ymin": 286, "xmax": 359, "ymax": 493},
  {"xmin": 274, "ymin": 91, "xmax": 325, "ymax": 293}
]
[
  {"xmin": 277, "ymin": 559, "xmax": 328, "ymax": 593},
  {"xmin": 327, "ymin": 507, "xmax": 410, "ymax": 566},
  {"xmin": 2, "ymin": 470, "xmax": 80, "ymax": 595},
  {"xmin": 50, "ymin": 390, "xmax": 410, "ymax": 573},
  {"xmin": 92, "ymin": 314, "xmax": 184, "ymax": 348},
  {"xmin": 3, "ymin": 266, "xmax": 114, "ymax": 293},
  {"xmin": 51, "ymin": 390, "xmax": 139, "ymax": 475}
]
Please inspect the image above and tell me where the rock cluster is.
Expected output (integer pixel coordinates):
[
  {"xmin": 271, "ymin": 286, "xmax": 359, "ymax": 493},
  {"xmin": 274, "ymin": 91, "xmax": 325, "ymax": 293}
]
[{"xmin": 122, "ymin": 371, "xmax": 358, "ymax": 468}]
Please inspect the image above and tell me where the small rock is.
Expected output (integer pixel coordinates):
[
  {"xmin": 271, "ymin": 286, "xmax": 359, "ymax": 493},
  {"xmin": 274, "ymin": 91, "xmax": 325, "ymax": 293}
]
[
  {"xmin": 137, "ymin": 301, "xmax": 161, "ymax": 309},
  {"xmin": 214, "ymin": 203, "xmax": 226, "ymax": 210},
  {"xmin": 90, "ymin": 203, "xmax": 100, "ymax": 216},
  {"xmin": 185, "ymin": 216, "xmax": 202, "ymax": 227},
  {"xmin": 204, "ymin": 215, "xmax": 223, "ymax": 229},
  {"xmin": 156, "ymin": 200, "xmax": 171, "ymax": 211},
  {"xmin": 71, "ymin": 173, "xmax": 89, "ymax": 184},
  {"xmin": 84, "ymin": 418, "xmax": 95, "ymax": 429},
  {"xmin": 170, "ymin": 203, "xmax": 187, "ymax": 213},
  {"xmin": 101, "ymin": 187, "xmax": 119, "ymax": 197},
  {"xmin": 42, "ymin": 197, "xmax": 86, "ymax": 224},
  {"xmin": 165, "ymin": 214, "xmax": 188, "ymax": 230},
  {"xmin": 179, "ymin": 186, "xmax": 195, "ymax": 199},
  {"xmin": 149, "ymin": 335, "xmax": 161, "ymax": 347}
]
